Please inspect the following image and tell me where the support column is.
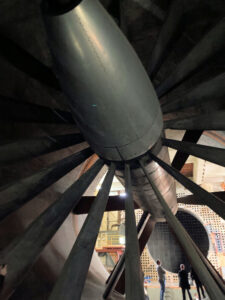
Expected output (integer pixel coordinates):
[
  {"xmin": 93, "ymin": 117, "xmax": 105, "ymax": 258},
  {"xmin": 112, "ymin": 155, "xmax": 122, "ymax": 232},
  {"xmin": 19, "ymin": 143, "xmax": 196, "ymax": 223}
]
[
  {"xmin": 149, "ymin": 0, "xmax": 184, "ymax": 78},
  {"xmin": 0, "ymin": 133, "xmax": 84, "ymax": 166},
  {"xmin": 149, "ymin": 152, "xmax": 225, "ymax": 220},
  {"xmin": 103, "ymin": 211, "xmax": 150, "ymax": 299},
  {"xmin": 0, "ymin": 159, "xmax": 104, "ymax": 300},
  {"xmin": 0, "ymin": 96, "xmax": 74, "ymax": 124},
  {"xmin": 163, "ymin": 138, "xmax": 225, "ymax": 167},
  {"xmin": 48, "ymin": 163, "xmax": 115, "ymax": 300},
  {"xmin": 164, "ymin": 111, "xmax": 225, "ymax": 131},
  {"xmin": 171, "ymin": 130, "xmax": 203, "ymax": 170},
  {"xmin": 162, "ymin": 72, "xmax": 225, "ymax": 113},
  {"xmin": 0, "ymin": 148, "xmax": 93, "ymax": 222},
  {"xmin": 156, "ymin": 17, "xmax": 225, "ymax": 97},
  {"xmin": 124, "ymin": 163, "xmax": 145, "ymax": 300}
]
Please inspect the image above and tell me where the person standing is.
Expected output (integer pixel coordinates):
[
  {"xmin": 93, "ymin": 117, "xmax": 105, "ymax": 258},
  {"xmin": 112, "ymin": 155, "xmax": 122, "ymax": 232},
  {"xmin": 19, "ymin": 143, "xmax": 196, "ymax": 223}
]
[
  {"xmin": 191, "ymin": 268, "xmax": 206, "ymax": 300},
  {"xmin": 0, "ymin": 264, "xmax": 7, "ymax": 291},
  {"xmin": 156, "ymin": 259, "xmax": 166, "ymax": 300},
  {"xmin": 178, "ymin": 264, "xmax": 192, "ymax": 300}
]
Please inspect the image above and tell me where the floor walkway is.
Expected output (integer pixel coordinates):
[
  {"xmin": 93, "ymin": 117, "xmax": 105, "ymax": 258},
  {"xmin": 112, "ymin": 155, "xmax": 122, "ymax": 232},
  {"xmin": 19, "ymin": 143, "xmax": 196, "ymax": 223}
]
[{"xmin": 146, "ymin": 287, "xmax": 209, "ymax": 300}]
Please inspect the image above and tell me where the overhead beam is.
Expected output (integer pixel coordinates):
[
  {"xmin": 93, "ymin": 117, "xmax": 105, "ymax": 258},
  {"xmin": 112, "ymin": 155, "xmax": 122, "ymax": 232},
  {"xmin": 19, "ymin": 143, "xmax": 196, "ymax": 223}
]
[
  {"xmin": 0, "ymin": 35, "xmax": 60, "ymax": 90},
  {"xmin": 163, "ymin": 138, "xmax": 225, "ymax": 167},
  {"xmin": 0, "ymin": 96, "xmax": 74, "ymax": 124},
  {"xmin": 0, "ymin": 148, "xmax": 93, "ymax": 222},
  {"xmin": 171, "ymin": 130, "xmax": 203, "ymax": 170},
  {"xmin": 149, "ymin": 153, "xmax": 225, "ymax": 220},
  {"xmin": 162, "ymin": 72, "xmax": 225, "ymax": 114},
  {"xmin": 164, "ymin": 112, "xmax": 225, "ymax": 131},
  {"xmin": 48, "ymin": 163, "xmax": 115, "ymax": 300},
  {"xmin": 0, "ymin": 133, "xmax": 84, "ymax": 166},
  {"xmin": 149, "ymin": 0, "xmax": 184, "ymax": 78},
  {"xmin": 156, "ymin": 17, "xmax": 225, "ymax": 97},
  {"xmin": 74, "ymin": 192, "xmax": 225, "ymax": 215},
  {"xmin": 73, "ymin": 195, "xmax": 139, "ymax": 214},
  {"xmin": 0, "ymin": 159, "xmax": 104, "ymax": 300}
]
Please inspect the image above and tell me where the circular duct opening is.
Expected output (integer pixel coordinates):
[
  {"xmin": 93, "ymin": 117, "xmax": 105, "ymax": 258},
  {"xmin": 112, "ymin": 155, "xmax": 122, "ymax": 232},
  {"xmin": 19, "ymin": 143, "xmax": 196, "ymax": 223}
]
[{"xmin": 147, "ymin": 208, "xmax": 210, "ymax": 273}]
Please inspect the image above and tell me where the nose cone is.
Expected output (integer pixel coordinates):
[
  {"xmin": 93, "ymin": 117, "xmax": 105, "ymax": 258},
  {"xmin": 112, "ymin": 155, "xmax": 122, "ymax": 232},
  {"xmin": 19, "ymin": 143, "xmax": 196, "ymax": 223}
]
[{"xmin": 42, "ymin": 0, "xmax": 163, "ymax": 161}]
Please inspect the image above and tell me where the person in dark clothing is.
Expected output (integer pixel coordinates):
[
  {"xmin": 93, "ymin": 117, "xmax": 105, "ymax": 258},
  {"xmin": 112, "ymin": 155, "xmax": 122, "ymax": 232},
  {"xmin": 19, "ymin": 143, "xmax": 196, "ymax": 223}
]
[
  {"xmin": 178, "ymin": 264, "xmax": 192, "ymax": 300},
  {"xmin": 0, "ymin": 264, "xmax": 7, "ymax": 291},
  {"xmin": 191, "ymin": 268, "xmax": 206, "ymax": 300}
]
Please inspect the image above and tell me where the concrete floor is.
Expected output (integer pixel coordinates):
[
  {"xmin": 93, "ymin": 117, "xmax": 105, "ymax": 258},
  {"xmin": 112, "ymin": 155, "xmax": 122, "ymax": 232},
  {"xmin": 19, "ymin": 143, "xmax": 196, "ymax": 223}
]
[{"xmin": 146, "ymin": 287, "xmax": 209, "ymax": 300}]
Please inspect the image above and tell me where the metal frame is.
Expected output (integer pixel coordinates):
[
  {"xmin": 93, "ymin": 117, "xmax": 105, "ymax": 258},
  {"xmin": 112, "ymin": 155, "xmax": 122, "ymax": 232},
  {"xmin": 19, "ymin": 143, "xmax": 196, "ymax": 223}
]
[{"xmin": 139, "ymin": 158, "xmax": 225, "ymax": 300}]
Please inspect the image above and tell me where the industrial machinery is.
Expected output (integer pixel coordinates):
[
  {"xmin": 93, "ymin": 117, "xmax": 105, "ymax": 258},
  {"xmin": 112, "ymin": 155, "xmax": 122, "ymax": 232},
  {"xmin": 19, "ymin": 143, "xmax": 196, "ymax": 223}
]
[
  {"xmin": 0, "ymin": 0, "xmax": 224, "ymax": 299},
  {"xmin": 42, "ymin": 0, "xmax": 177, "ymax": 221}
]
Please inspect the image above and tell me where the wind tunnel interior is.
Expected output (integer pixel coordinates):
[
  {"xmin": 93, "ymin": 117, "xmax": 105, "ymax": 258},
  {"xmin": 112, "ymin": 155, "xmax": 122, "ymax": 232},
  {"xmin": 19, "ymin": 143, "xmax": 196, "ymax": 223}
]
[
  {"xmin": 0, "ymin": 0, "xmax": 225, "ymax": 299},
  {"xmin": 148, "ymin": 209, "xmax": 210, "ymax": 273}
]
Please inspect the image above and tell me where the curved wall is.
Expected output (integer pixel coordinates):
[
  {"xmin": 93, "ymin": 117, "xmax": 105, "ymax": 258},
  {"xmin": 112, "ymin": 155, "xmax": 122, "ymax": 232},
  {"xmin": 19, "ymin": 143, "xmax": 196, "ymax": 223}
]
[{"xmin": 147, "ymin": 208, "xmax": 210, "ymax": 273}]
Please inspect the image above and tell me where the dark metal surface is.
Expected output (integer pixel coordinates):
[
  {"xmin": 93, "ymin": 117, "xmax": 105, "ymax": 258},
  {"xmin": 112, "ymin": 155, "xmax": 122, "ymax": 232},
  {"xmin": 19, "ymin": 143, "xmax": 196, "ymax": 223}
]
[
  {"xmin": 0, "ymin": 133, "xmax": 84, "ymax": 166},
  {"xmin": 0, "ymin": 159, "xmax": 104, "ymax": 300},
  {"xmin": 178, "ymin": 192, "xmax": 225, "ymax": 205},
  {"xmin": 74, "ymin": 191, "xmax": 225, "ymax": 214},
  {"xmin": 0, "ymin": 148, "xmax": 93, "ymax": 222},
  {"xmin": 149, "ymin": 0, "xmax": 184, "ymax": 78},
  {"xmin": 48, "ymin": 162, "xmax": 115, "ymax": 300},
  {"xmin": 156, "ymin": 17, "xmax": 225, "ymax": 97},
  {"xmin": 0, "ymin": 96, "xmax": 74, "ymax": 124},
  {"xmin": 115, "ymin": 215, "xmax": 156, "ymax": 295},
  {"xmin": 103, "ymin": 211, "xmax": 150, "ymax": 299},
  {"xmin": 162, "ymin": 72, "xmax": 225, "ymax": 113},
  {"xmin": 0, "ymin": 35, "xmax": 60, "ymax": 90},
  {"xmin": 171, "ymin": 130, "xmax": 203, "ymax": 170},
  {"xmin": 73, "ymin": 195, "xmax": 137, "ymax": 214},
  {"xmin": 124, "ymin": 164, "xmax": 145, "ymax": 300},
  {"xmin": 190, "ymin": 232, "xmax": 225, "ymax": 293},
  {"xmin": 164, "ymin": 111, "xmax": 225, "ymax": 130},
  {"xmin": 116, "ymin": 146, "xmax": 177, "ymax": 221},
  {"xmin": 163, "ymin": 138, "xmax": 225, "ymax": 167},
  {"xmin": 43, "ymin": 0, "xmax": 163, "ymax": 161},
  {"xmin": 150, "ymin": 153, "xmax": 225, "ymax": 220},
  {"xmin": 139, "ymin": 158, "xmax": 225, "ymax": 300},
  {"xmin": 148, "ymin": 209, "xmax": 209, "ymax": 273}
]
